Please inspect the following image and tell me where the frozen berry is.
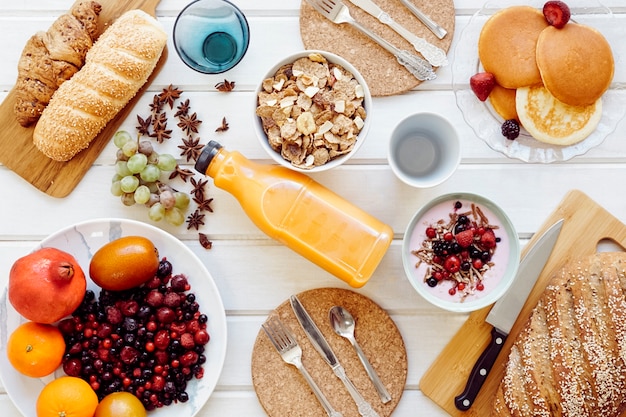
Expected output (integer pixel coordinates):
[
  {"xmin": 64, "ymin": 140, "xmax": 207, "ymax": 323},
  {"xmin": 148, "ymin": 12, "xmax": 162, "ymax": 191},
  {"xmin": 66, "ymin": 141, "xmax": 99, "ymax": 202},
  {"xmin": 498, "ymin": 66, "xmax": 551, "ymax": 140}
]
[
  {"xmin": 444, "ymin": 255, "xmax": 461, "ymax": 273},
  {"xmin": 426, "ymin": 277, "xmax": 438, "ymax": 287},
  {"xmin": 470, "ymin": 72, "xmax": 496, "ymax": 101},
  {"xmin": 543, "ymin": 1, "xmax": 570, "ymax": 29},
  {"xmin": 480, "ymin": 229, "xmax": 497, "ymax": 249},
  {"xmin": 501, "ymin": 119, "xmax": 520, "ymax": 140},
  {"xmin": 455, "ymin": 230, "xmax": 475, "ymax": 248}
]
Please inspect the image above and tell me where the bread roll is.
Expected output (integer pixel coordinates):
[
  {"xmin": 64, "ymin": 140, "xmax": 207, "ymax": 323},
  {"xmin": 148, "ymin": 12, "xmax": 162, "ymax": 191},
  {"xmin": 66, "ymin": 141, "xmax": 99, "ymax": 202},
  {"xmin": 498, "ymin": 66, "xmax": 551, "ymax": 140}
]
[
  {"xmin": 492, "ymin": 252, "xmax": 626, "ymax": 416},
  {"xmin": 14, "ymin": 1, "xmax": 101, "ymax": 127},
  {"xmin": 33, "ymin": 9, "xmax": 167, "ymax": 161}
]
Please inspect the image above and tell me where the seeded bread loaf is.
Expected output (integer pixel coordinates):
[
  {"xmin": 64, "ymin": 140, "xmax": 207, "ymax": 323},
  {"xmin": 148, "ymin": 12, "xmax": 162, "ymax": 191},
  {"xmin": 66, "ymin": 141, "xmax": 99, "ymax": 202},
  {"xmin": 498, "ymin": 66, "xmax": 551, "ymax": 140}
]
[
  {"xmin": 492, "ymin": 252, "xmax": 626, "ymax": 416},
  {"xmin": 33, "ymin": 9, "xmax": 167, "ymax": 161}
]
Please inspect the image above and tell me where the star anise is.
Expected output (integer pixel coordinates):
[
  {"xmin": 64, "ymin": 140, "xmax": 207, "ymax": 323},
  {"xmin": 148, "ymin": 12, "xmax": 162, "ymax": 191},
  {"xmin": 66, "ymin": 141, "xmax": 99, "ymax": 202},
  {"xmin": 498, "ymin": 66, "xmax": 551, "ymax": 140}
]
[
  {"xmin": 178, "ymin": 136, "xmax": 204, "ymax": 162},
  {"xmin": 149, "ymin": 94, "xmax": 163, "ymax": 115},
  {"xmin": 190, "ymin": 176, "xmax": 208, "ymax": 200},
  {"xmin": 169, "ymin": 166, "xmax": 195, "ymax": 182},
  {"xmin": 199, "ymin": 233, "xmax": 213, "ymax": 249},
  {"xmin": 137, "ymin": 114, "xmax": 152, "ymax": 136},
  {"xmin": 215, "ymin": 117, "xmax": 229, "ymax": 132},
  {"xmin": 175, "ymin": 99, "xmax": 191, "ymax": 118},
  {"xmin": 193, "ymin": 195, "xmax": 214, "ymax": 213},
  {"xmin": 215, "ymin": 79, "xmax": 235, "ymax": 92},
  {"xmin": 186, "ymin": 209, "xmax": 205, "ymax": 230},
  {"xmin": 159, "ymin": 84, "xmax": 183, "ymax": 108},
  {"xmin": 150, "ymin": 124, "xmax": 172, "ymax": 143},
  {"xmin": 152, "ymin": 112, "xmax": 168, "ymax": 131},
  {"xmin": 177, "ymin": 112, "xmax": 202, "ymax": 136}
]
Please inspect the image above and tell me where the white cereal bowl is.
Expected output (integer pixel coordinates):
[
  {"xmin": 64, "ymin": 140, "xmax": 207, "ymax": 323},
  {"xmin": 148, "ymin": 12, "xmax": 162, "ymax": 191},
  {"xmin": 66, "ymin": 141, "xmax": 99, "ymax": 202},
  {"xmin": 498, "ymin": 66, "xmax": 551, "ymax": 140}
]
[
  {"xmin": 253, "ymin": 50, "xmax": 372, "ymax": 173},
  {"xmin": 402, "ymin": 193, "xmax": 520, "ymax": 313}
]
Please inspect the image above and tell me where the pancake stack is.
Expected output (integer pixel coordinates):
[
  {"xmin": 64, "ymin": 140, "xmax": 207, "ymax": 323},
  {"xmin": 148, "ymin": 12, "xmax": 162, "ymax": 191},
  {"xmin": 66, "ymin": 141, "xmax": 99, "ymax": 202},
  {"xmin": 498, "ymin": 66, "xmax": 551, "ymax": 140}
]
[{"xmin": 476, "ymin": 3, "xmax": 614, "ymax": 145}]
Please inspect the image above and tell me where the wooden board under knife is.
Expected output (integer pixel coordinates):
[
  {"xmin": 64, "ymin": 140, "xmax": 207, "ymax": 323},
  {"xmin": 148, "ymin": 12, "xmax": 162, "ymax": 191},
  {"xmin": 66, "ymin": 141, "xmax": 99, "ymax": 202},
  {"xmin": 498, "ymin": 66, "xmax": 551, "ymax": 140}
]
[
  {"xmin": 0, "ymin": 0, "xmax": 164, "ymax": 198},
  {"xmin": 420, "ymin": 189, "xmax": 626, "ymax": 416}
]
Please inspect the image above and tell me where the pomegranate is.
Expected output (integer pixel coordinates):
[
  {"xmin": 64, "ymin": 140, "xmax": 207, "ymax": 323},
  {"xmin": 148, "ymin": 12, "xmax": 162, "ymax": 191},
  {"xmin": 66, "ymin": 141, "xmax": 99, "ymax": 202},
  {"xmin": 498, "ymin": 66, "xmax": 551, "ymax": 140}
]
[{"xmin": 8, "ymin": 247, "xmax": 86, "ymax": 324}]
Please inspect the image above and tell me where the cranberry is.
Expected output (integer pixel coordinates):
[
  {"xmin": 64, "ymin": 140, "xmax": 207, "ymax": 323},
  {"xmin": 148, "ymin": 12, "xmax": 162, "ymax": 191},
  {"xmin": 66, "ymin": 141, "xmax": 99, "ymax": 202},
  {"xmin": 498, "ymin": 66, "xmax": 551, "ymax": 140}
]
[
  {"xmin": 425, "ymin": 227, "xmax": 437, "ymax": 239},
  {"xmin": 194, "ymin": 330, "xmax": 210, "ymax": 345},
  {"xmin": 63, "ymin": 358, "xmax": 83, "ymax": 376}
]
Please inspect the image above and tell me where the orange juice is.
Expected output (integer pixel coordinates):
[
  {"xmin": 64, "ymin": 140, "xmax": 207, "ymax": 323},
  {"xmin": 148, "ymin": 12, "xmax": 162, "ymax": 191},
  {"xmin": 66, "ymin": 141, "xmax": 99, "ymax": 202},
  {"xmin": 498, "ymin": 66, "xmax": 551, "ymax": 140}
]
[{"xmin": 195, "ymin": 141, "xmax": 392, "ymax": 287}]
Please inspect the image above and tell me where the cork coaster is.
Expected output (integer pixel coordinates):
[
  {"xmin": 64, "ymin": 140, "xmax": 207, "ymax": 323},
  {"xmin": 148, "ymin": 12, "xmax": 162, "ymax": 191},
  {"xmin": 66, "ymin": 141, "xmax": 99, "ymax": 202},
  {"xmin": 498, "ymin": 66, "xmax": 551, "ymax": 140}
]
[
  {"xmin": 299, "ymin": 0, "xmax": 455, "ymax": 96},
  {"xmin": 251, "ymin": 288, "xmax": 407, "ymax": 417}
]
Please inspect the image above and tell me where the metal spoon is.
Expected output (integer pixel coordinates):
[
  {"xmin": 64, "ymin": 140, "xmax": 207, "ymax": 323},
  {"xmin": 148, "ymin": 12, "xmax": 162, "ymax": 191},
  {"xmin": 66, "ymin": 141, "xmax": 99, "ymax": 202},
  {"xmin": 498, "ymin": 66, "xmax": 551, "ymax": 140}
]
[{"xmin": 329, "ymin": 305, "xmax": 392, "ymax": 404}]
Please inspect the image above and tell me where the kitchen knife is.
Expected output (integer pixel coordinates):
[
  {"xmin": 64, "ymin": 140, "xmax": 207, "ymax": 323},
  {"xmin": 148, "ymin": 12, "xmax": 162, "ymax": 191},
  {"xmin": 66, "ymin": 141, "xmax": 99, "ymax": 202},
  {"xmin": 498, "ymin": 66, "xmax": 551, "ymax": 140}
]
[
  {"xmin": 346, "ymin": 0, "xmax": 448, "ymax": 67},
  {"xmin": 290, "ymin": 295, "xmax": 380, "ymax": 417},
  {"xmin": 454, "ymin": 218, "xmax": 564, "ymax": 411}
]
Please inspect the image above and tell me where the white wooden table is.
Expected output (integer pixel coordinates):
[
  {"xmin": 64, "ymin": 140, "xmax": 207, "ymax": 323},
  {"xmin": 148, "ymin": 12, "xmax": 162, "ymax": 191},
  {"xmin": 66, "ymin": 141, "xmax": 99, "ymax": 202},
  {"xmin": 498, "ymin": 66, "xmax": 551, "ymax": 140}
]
[{"xmin": 1, "ymin": 1, "xmax": 626, "ymax": 416}]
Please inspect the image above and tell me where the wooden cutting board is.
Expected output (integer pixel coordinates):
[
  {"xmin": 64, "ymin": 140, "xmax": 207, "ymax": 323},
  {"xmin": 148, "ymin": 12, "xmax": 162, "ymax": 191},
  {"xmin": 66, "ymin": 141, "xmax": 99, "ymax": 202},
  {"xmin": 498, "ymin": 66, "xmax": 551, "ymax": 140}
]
[
  {"xmin": 0, "ymin": 0, "xmax": 164, "ymax": 198},
  {"xmin": 420, "ymin": 189, "xmax": 626, "ymax": 416}
]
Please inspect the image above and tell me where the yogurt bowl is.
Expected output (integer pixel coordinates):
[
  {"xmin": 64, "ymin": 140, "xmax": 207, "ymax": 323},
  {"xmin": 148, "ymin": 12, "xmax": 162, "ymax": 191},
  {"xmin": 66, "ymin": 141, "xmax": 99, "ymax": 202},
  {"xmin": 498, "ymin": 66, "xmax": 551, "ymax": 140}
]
[{"xmin": 402, "ymin": 193, "xmax": 520, "ymax": 312}]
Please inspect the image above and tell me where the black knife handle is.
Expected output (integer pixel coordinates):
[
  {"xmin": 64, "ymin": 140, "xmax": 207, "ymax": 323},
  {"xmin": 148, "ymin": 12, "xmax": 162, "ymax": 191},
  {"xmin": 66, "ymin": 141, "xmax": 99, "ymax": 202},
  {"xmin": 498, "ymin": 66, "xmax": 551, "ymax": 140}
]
[{"xmin": 454, "ymin": 327, "xmax": 507, "ymax": 411}]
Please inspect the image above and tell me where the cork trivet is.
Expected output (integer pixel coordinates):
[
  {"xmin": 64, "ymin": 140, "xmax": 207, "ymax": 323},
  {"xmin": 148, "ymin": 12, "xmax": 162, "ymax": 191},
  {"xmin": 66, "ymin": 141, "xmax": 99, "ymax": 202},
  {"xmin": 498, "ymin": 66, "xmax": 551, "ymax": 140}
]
[
  {"xmin": 299, "ymin": 0, "xmax": 455, "ymax": 96},
  {"xmin": 251, "ymin": 288, "xmax": 407, "ymax": 417}
]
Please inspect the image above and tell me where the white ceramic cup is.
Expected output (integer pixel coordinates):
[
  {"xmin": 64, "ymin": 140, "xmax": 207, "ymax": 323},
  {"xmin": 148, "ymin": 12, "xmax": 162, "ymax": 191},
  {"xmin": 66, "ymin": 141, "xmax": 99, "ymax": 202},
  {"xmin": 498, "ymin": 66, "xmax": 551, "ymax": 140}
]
[{"xmin": 388, "ymin": 112, "xmax": 460, "ymax": 187}]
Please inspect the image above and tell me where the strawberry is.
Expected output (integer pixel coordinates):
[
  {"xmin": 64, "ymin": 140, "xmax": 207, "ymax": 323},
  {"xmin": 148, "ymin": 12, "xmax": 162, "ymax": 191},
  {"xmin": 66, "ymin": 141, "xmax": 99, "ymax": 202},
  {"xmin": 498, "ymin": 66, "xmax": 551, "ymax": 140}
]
[
  {"xmin": 543, "ymin": 1, "xmax": 571, "ymax": 29},
  {"xmin": 480, "ymin": 229, "xmax": 497, "ymax": 249},
  {"xmin": 455, "ymin": 229, "xmax": 475, "ymax": 248},
  {"xmin": 469, "ymin": 72, "xmax": 496, "ymax": 102}
]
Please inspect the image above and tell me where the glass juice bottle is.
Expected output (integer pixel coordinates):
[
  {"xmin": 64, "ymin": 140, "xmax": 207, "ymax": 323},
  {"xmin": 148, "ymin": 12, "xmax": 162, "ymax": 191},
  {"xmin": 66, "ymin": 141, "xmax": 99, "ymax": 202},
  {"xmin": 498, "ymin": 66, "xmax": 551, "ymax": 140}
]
[{"xmin": 195, "ymin": 141, "xmax": 393, "ymax": 287}]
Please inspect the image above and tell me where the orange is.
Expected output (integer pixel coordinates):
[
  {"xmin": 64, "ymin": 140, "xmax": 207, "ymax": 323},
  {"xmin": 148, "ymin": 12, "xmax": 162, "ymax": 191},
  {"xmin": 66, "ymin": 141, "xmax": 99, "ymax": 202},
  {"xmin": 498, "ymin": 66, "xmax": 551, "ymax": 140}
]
[
  {"xmin": 94, "ymin": 392, "xmax": 147, "ymax": 417},
  {"xmin": 36, "ymin": 376, "xmax": 98, "ymax": 417},
  {"xmin": 89, "ymin": 236, "xmax": 159, "ymax": 291},
  {"xmin": 7, "ymin": 321, "xmax": 65, "ymax": 378}
]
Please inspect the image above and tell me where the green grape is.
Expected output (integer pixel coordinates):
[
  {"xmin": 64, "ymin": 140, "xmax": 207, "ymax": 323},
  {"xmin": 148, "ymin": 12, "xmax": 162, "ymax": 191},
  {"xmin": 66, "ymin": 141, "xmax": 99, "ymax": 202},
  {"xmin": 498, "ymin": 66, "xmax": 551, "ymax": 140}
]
[
  {"xmin": 174, "ymin": 192, "xmax": 190, "ymax": 210},
  {"xmin": 116, "ymin": 149, "xmax": 128, "ymax": 162},
  {"xmin": 120, "ymin": 175, "xmax": 140, "ymax": 193},
  {"xmin": 113, "ymin": 130, "xmax": 133, "ymax": 149},
  {"xmin": 157, "ymin": 153, "xmax": 177, "ymax": 171},
  {"xmin": 115, "ymin": 160, "xmax": 132, "ymax": 177},
  {"xmin": 159, "ymin": 190, "xmax": 176, "ymax": 209},
  {"xmin": 140, "ymin": 164, "xmax": 161, "ymax": 182},
  {"xmin": 165, "ymin": 207, "xmax": 185, "ymax": 226},
  {"xmin": 122, "ymin": 140, "xmax": 138, "ymax": 157},
  {"xmin": 121, "ymin": 193, "xmax": 136, "ymax": 206},
  {"xmin": 147, "ymin": 152, "xmax": 159, "ymax": 165},
  {"xmin": 111, "ymin": 181, "xmax": 123, "ymax": 196},
  {"xmin": 111, "ymin": 173, "xmax": 122, "ymax": 183},
  {"xmin": 127, "ymin": 153, "xmax": 148, "ymax": 174},
  {"xmin": 134, "ymin": 185, "xmax": 151, "ymax": 204},
  {"xmin": 147, "ymin": 182, "xmax": 159, "ymax": 193},
  {"xmin": 148, "ymin": 202, "xmax": 165, "ymax": 221}
]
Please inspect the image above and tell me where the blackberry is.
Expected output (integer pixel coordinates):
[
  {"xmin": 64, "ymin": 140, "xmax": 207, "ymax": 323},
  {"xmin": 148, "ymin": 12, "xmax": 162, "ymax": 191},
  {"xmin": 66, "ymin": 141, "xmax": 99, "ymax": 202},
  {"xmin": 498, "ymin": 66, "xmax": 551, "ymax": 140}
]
[{"xmin": 501, "ymin": 119, "xmax": 520, "ymax": 140}]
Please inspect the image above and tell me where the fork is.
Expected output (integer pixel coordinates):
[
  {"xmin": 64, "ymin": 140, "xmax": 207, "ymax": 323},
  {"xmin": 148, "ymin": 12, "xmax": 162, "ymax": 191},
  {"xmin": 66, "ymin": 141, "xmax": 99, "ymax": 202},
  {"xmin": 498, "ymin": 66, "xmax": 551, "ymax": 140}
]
[
  {"xmin": 304, "ymin": 0, "xmax": 436, "ymax": 81},
  {"xmin": 262, "ymin": 315, "xmax": 344, "ymax": 417}
]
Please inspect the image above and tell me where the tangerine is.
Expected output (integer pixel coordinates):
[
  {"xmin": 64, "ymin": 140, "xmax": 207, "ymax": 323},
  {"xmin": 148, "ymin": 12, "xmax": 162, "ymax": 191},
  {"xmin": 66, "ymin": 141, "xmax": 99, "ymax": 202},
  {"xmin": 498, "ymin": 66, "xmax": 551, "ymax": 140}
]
[
  {"xmin": 94, "ymin": 392, "xmax": 147, "ymax": 417},
  {"xmin": 36, "ymin": 376, "xmax": 98, "ymax": 417},
  {"xmin": 89, "ymin": 236, "xmax": 159, "ymax": 291},
  {"xmin": 7, "ymin": 321, "xmax": 65, "ymax": 378}
]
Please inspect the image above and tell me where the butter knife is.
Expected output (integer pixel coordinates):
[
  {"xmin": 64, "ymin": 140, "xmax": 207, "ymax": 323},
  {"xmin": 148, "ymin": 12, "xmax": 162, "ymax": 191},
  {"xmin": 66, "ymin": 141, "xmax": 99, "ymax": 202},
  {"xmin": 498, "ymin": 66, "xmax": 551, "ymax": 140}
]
[
  {"xmin": 290, "ymin": 295, "xmax": 380, "ymax": 417},
  {"xmin": 346, "ymin": 0, "xmax": 448, "ymax": 66},
  {"xmin": 398, "ymin": 0, "xmax": 447, "ymax": 40}
]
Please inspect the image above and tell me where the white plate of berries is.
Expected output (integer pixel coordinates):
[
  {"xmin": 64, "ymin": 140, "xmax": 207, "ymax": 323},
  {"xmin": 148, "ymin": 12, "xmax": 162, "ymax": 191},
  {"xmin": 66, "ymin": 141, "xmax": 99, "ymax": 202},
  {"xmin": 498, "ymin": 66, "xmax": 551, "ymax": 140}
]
[
  {"xmin": 0, "ymin": 218, "xmax": 227, "ymax": 417},
  {"xmin": 452, "ymin": 0, "xmax": 626, "ymax": 163}
]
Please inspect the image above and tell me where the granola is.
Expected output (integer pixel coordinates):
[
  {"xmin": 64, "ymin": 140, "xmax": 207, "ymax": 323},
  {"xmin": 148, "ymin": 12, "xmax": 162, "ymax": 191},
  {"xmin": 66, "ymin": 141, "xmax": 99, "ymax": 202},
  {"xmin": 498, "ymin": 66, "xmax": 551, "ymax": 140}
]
[{"xmin": 256, "ymin": 53, "xmax": 366, "ymax": 169}]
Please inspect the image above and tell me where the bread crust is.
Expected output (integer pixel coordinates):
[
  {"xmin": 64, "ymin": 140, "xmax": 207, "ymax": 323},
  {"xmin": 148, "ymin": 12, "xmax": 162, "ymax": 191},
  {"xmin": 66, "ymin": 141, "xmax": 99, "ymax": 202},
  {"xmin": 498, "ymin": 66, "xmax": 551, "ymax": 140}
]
[
  {"xmin": 492, "ymin": 252, "xmax": 626, "ymax": 417},
  {"xmin": 32, "ymin": 10, "xmax": 167, "ymax": 162}
]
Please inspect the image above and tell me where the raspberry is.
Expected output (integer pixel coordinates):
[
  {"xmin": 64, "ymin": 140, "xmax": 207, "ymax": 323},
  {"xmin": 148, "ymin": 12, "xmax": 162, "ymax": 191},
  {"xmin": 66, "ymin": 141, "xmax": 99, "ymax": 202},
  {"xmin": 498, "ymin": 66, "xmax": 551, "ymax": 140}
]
[
  {"xmin": 480, "ymin": 229, "xmax": 497, "ymax": 249},
  {"xmin": 455, "ymin": 230, "xmax": 475, "ymax": 248},
  {"xmin": 501, "ymin": 119, "xmax": 520, "ymax": 140}
]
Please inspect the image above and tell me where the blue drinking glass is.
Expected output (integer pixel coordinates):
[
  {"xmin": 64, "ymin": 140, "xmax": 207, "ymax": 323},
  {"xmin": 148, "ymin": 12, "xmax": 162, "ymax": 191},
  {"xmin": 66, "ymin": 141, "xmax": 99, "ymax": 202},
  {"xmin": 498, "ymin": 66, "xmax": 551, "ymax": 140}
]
[{"xmin": 173, "ymin": 0, "xmax": 250, "ymax": 74}]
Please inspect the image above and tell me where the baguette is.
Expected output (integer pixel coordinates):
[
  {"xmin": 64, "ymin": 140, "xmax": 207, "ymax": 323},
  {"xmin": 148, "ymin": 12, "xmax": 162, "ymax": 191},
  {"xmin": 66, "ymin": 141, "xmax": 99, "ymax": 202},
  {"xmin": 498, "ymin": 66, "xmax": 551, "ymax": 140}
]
[
  {"xmin": 33, "ymin": 9, "xmax": 167, "ymax": 161},
  {"xmin": 492, "ymin": 252, "xmax": 626, "ymax": 417}
]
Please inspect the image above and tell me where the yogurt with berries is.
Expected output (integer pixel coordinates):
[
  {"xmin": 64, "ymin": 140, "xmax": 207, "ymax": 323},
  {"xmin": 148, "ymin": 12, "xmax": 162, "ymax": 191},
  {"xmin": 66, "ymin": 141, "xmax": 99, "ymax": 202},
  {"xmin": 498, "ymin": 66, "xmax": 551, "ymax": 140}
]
[{"xmin": 402, "ymin": 193, "xmax": 520, "ymax": 312}]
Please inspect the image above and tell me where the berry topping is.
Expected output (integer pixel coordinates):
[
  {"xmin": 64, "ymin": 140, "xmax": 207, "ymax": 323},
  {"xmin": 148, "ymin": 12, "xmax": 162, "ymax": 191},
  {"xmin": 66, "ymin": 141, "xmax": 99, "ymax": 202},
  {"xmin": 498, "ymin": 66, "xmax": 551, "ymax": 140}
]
[
  {"xmin": 543, "ymin": 1, "xmax": 571, "ymax": 29},
  {"xmin": 501, "ymin": 119, "xmax": 520, "ymax": 140},
  {"xmin": 444, "ymin": 255, "xmax": 462, "ymax": 273},
  {"xmin": 480, "ymin": 229, "xmax": 497, "ymax": 249},
  {"xmin": 470, "ymin": 72, "xmax": 496, "ymax": 102},
  {"xmin": 455, "ymin": 229, "xmax": 475, "ymax": 248}
]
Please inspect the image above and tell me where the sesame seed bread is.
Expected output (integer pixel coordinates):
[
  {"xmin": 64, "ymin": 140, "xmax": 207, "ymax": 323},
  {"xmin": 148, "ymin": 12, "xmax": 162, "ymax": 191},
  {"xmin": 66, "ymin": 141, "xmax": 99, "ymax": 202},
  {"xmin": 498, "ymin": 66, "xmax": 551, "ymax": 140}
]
[
  {"xmin": 492, "ymin": 252, "xmax": 626, "ymax": 416},
  {"xmin": 33, "ymin": 9, "xmax": 167, "ymax": 161}
]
